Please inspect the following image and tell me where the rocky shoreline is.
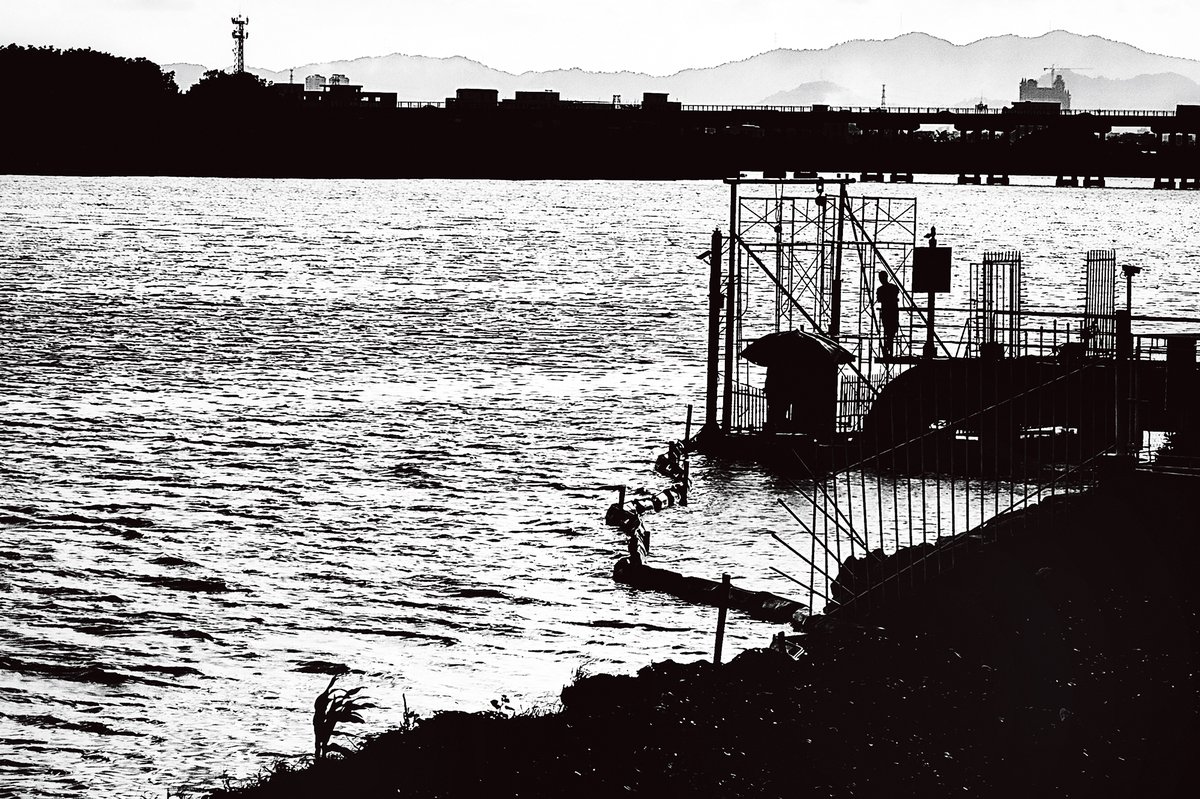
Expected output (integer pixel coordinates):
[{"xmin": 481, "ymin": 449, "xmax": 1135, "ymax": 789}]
[{"xmin": 211, "ymin": 465, "xmax": 1198, "ymax": 798}]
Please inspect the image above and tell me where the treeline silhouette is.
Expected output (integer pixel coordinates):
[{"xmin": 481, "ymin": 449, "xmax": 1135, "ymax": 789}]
[
  {"xmin": 0, "ymin": 44, "xmax": 484, "ymax": 177},
  {"xmin": 1, "ymin": 45, "xmax": 316, "ymax": 176}
]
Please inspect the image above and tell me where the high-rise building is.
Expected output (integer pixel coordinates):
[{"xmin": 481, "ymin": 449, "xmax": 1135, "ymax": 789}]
[{"xmin": 1018, "ymin": 74, "xmax": 1071, "ymax": 110}]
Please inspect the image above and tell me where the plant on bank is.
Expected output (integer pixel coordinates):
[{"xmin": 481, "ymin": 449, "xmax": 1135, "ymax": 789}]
[
  {"xmin": 401, "ymin": 693, "xmax": 421, "ymax": 731},
  {"xmin": 488, "ymin": 694, "xmax": 515, "ymax": 718},
  {"xmin": 312, "ymin": 675, "xmax": 374, "ymax": 760}
]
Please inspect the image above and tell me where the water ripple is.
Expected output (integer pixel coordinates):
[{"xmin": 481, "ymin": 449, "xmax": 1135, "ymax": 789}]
[{"xmin": 0, "ymin": 174, "xmax": 1195, "ymax": 798}]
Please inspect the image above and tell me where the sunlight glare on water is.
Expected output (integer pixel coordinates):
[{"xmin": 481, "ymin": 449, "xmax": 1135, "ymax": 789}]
[{"xmin": 0, "ymin": 175, "xmax": 1196, "ymax": 798}]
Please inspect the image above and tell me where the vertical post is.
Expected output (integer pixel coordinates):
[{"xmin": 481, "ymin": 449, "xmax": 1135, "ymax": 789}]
[
  {"xmin": 705, "ymin": 230, "xmax": 723, "ymax": 433},
  {"xmin": 830, "ymin": 186, "xmax": 846, "ymax": 338},
  {"xmin": 923, "ymin": 293, "xmax": 937, "ymax": 358},
  {"xmin": 1166, "ymin": 335, "xmax": 1196, "ymax": 444},
  {"xmin": 775, "ymin": 219, "xmax": 784, "ymax": 333},
  {"xmin": 682, "ymin": 406, "xmax": 693, "ymax": 504},
  {"xmin": 1115, "ymin": 310, "xmax": 1131, "ymax": 456},
  {"xmin": 618, "ymin": 485, "xmax": 626, "ymax": 506},
  {"xmin": 923, "ymin": 232, "xmax": 937, "ymax": 358},
  {"xmin": 722, "ymin": 182, "xmax": 738, "ymax": 433},
  {"xmin": 713, "ymin": 572, "xmax": 731, "ymax": 666}
]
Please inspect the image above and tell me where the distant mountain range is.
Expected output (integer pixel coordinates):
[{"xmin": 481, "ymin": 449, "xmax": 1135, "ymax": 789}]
[{"xmin": 166, "ymin": 31, "xmax": 1200, "ymax": 110}]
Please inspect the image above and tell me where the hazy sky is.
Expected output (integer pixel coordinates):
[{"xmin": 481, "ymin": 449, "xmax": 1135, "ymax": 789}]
[{"xmin": 5, "ymin": 0, "xmax": 1197, "ymax": 73}]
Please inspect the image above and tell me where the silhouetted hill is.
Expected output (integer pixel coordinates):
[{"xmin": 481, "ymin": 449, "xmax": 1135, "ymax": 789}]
[
  {"xmin": 164, "ymin": 62, "xmax": 208, "ymax": 91},
  {"xmin": 1069, "ymin": 72, "xmax": 1200, "ymax": 110},
  {"xmin": 760, "ymin": 81, "xmax": 866, "ymax": 107},
  {"xmin": 166, "ymin": 30, "xmax": 1200, "ymax": 109}
]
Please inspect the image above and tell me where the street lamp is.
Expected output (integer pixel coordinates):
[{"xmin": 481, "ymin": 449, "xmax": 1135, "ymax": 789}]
[{"xmin": 1122, "ymin": 263, "xmax": 1142, "ymax": 314}]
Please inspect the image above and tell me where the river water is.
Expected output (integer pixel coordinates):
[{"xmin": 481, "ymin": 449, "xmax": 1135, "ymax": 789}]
[{"xmin": 0, "ymin": 175, "xmax": 1197, "ymax": 798}]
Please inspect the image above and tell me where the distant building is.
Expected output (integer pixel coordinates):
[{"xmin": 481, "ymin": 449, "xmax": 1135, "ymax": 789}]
[
  {"xmin": 329, "ymin": 74, "xmax": 351, "ymax": 86},
  {"xmin": 301, "ymin": 81, "xmax": 397, "ymax": 109},
  {"xmin": 441, "ymin": 87, "xmax": 680, "ymax": 112},
  {"xmin": 1018, "ymin": 74, "xmax": 1071, "ymax": 110},
  {"xmin": 446, "ymin": 88, "xmax": 499, "ymax": 108},
  {"xmin": 641, "ymin": 92, "xmax": 681, "ymax": 111},
  {"xmin": 272, "ymin": 83, "xmax": 304, "ymax": 101},
  {"xmin": 512, "ymin": 90, "xmax": 560, "ymax": 108},
  {"xmin": 305, "ymin": 74, "xmax": 326, "ymax": 91}
]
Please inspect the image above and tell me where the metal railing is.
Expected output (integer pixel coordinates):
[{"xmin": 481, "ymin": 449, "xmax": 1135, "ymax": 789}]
[
  {"xmin": 822, "ymin": 444, "xmax": 1112, "ymax": 617},
  {"xmin": 948, "ymin": 307, "xmax": 1200, "ymax": 361},
  {"xmin": 770, "ymin": 357, "xmax": 1119, "ymax": 615},
  {"xmin": 731, "ymin": 383, "xmax": 767, "ymax": 432},
  {"xmin": 394, "ymin": 100, "xmax": 1186, "ymax": 116}
]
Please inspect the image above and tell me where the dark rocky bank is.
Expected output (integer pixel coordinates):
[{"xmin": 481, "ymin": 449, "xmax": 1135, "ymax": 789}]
[{"xmin": 212, "ymin": 466, "xmax": 1199, "ymax": 798}]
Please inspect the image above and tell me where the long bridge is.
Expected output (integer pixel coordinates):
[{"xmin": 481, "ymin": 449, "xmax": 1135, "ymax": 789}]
[
  {"xmin": 674, "ymin": 103, "xmax": 1194, "ymax": 130},
  {"xmin": 378, "ymin": 94, "xmax": 1200, "ymax": 181},
  {"xmin": 414, "ymin": 96, "xmax": 1199, "ymax": 134},
  {"xmin": 11, "ymin": 78, "xmax": 1200, "ymax": 180}
]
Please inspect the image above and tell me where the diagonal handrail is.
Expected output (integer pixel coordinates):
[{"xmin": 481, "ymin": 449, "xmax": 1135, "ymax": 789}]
[
  {"xmin": 840, "ymin": 361, "xmax": 1098, "ymax": 474},
  {"xmin": 733, "ymin": 233, "xmax": 881, "ymax": 400},
  {"xmin": 826, "ymin": 443, "xmax": 1112, "ymax": 616},
  {"xmin": 843, "ymin": 201, "xmax": 952, "ymax": 358}
]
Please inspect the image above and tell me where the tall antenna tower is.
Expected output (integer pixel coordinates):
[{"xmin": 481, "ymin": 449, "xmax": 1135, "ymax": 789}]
[
  {"xmin": 231, "ymin": 16, "xmax": 249, "ymax": 74},
  {"xmin": 880, "ymin": 83, "xmax": 887, "ymax": 108}
]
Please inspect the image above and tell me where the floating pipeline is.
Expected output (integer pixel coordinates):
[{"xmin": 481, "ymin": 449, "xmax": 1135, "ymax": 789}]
[
  {"xmin": 653, "ymin": 440, "xmax": 688, "ymax": 481},
  {"xmin": 606, "ymin": 502, "xmax": 651, "ymax": 563},
  {"xmin": 605, "ymin": 481, "xmax": 689, "ymax": 520},
  {"xmin": 613, "ymin": 557, "xmax": 810, "ymax": 625},
  {"xmin": 604, "ymin": 440, "xmax": 808, "ymax": 621},
  {"xmin": 604, "ymin": 440, "xmax": 690, "ymax": 564},
  {"xmin": 604, "ymin": 481, "xmax": 688, "ymax": 564}
]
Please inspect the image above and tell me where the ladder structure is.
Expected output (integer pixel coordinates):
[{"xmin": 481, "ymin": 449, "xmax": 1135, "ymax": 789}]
[{"xmin": 712, "ymin": 176, "xmax": 922, "ymax": 435}]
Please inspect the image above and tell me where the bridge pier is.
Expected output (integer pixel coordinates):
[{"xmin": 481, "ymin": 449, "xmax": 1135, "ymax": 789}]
[
  {"xmin": 1154, "ymin": 177, "xmax": 1177, "ymax": 189},
  {"xmin": 1083, "ymin": 176, "xmax": 1106, "ymax": 188},
  {"xmin": 1180, "ymin": 177, "xmax": 1200, "ymax": 190},
  {"xmin": 1055, "ymin": 175, "xmax": 1080, "ymax": 188},
  {"xmin": 889, "ymin": 172, "xmax": 913, "ymax": 183},
  {"xmin": 860, "ymin": 172, "xmax": 884, "ymax": 182},
  {"xmin": 956, "ymin": 173, "xmax": 981, "ymax": 185},
  {"xmin": 986, "ymin": 174, "xmax": 1010, "ymax": 185}
]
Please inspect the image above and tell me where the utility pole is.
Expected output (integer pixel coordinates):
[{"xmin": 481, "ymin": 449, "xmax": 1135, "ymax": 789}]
[{"xmin": 231, "ymin": 16, "xmax": 249, "ymax": 74}]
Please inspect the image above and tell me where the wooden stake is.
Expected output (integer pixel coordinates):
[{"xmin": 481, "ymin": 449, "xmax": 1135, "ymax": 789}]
[{"xmin": 713, "ymin": 573, "xmax": 730, "ymax": 666}]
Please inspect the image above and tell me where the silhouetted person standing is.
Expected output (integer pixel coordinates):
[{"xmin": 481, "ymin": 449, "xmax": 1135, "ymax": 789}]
[
  {"xmin": 876, "ymin": 270, "xmax": 900, "ymax": 357},
  {"xmin": 764, "ymin": 365, "xmax": 791, "ymax": 431}
]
